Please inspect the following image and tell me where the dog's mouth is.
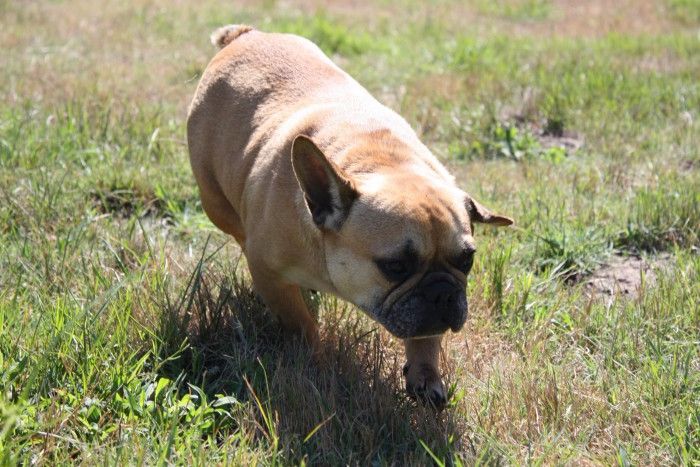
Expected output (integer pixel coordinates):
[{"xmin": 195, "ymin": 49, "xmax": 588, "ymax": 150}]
[
  {"xmin": 372, "ymin": 309, "xmax": 463, "ymax": 339},
  {"xmin": 371, "ymin": 273, "xmax": 468, "ymax": 339}
]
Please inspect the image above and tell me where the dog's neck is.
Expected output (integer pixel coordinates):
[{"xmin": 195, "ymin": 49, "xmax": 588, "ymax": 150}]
[{"xmin": 313, "ymin": 128, "xmax": 448, "ymax": 181}]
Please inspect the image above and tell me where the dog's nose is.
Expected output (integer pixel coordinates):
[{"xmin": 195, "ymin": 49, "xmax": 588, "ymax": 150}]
[
  {"xmin": 442, "ymin": 298, "xmax": 466, "ymax": 331},
  {"xmin": 422, "ymin": 280, "xmax": 466, "ymax": 331},
  {"xmin": 424, "ymin": 280, "xmax": 457, "ymax": 307}
]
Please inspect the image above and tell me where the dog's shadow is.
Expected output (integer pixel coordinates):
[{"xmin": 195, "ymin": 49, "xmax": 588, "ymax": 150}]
[{"xmin": 156, "ymin": 265, "xmax": 473, "ymax": 464}]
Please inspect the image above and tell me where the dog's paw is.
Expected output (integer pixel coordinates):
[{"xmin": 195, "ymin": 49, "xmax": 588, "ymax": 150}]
[{"xmin": 403, "ymin": 363, "xmax": 447, "ymax": 409}]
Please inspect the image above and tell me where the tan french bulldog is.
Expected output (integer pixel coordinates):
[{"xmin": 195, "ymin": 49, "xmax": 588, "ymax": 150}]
[{"xmin": 187, "ymin": 25, "xmax": 513, "ymax": 407}]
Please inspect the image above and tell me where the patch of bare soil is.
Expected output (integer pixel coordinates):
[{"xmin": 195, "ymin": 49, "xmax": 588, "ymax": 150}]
[
  {"xmin": 538, "ymin": 131, "xmax": 584, "ymax": 153},
  {"xmin": 680, "ymin": 157, "xmax": 698, "ymax": 173},
  {"xmin": 584, "ymin": 253, "xmax": 672, "ymax": 298},
  {"xmin": 498, "ymin": 89, "xmax": 585, "ymax": 155},
  {"xmin": 90, "ymin": 189, "xmax": 166, "ymax": 219}
]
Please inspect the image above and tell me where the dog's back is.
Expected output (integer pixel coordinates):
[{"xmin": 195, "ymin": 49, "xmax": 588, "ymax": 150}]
[
  {"xmin": 186, "ymin": 25, "xmax": 451, "ymax": 253},
  {"xmin": 190, "ymin": 25, "xmax": 350, "ymax": 120},
  {"xmin": 188, "ymin": 25, "xmax": 353, "ymax": 218}
]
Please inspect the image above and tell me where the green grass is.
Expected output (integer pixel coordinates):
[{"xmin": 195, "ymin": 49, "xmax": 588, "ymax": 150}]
[
  {"xmin": 1, "ymin": 0, "xmax": 699, "ymax": 464},
  {"xmin": 668, "ymin": 0, "xmax": 700, "ymax": 23},
  {"xmin": 476, "ymin": 0, "xmax": 551, "ymax": 20}
]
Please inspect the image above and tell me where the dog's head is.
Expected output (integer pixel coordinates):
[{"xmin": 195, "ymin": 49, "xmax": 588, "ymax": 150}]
[{"xmin": 292, "ymin": 135, "xmax": 513, "ymax": 338}]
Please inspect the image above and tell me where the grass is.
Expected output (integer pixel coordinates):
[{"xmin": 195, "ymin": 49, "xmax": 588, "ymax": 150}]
[
  {"xmin": 475, "ymin": 0, "xmax": 552, "ymax": 20},
  {"xmin": 668, "ymin": 0, "xmax": 700, "ymax": 24},
  {"xmin": 1, "ymin": 0, "xmax": 699, "ymax": 464}
]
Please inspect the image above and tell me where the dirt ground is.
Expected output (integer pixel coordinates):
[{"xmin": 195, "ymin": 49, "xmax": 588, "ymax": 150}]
[{"xmin": 585, "ymin": 253, "xmax": 673, "ymax": 298}]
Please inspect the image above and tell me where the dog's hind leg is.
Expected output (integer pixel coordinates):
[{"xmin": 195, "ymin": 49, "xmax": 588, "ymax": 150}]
[{"xmin": 198, "ymin": 181, "xmax": 247, "ymax": 247}]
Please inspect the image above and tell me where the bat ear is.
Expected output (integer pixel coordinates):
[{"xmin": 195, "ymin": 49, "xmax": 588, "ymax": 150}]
[
  {"xmin": 291, "ymin": 135, "xmax": 358, "ymax": 231},
  {"xmin": 465, "ymin": 195, "xmax": 514, "ymax": 227}
]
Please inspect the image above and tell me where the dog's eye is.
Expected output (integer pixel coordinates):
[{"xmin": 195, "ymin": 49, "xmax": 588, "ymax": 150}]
[
  {"xmin": 453, "ymin": 249, "xmax": 475, "ymax": 275},
  {"xmin": 376, "ymin": 258, "xmax": 413, "ymax": 281}
]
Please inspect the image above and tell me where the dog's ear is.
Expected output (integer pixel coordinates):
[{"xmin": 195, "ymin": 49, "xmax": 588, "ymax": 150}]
[
  {"xmin": 465, "ymin": 195, "xmax": 513, "ymax": 227},
  {"xmin": 292, "ymin": 135, "xmax": 358, "ymax": 231}
]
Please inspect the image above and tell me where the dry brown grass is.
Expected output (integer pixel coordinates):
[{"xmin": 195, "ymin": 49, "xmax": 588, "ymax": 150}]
[
  {"xmin": 3, "ymin": 0, "xmax": 690, "ymax": 110},
  {"xmin": 289, "ymin": 0, "xmax": 683, "ymax": 37}
]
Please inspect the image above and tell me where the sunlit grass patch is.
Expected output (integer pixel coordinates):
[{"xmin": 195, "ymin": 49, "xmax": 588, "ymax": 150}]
[
  {"xmin": 476, "ymin": 0, "xmax": 551, "ymax": 20},
  {"xmin": 617, "ymin": 176, "xmax": 700, "ymax": 252},
  {"xmin": 667, "ymin": 0, "xmax": 700, "ymax": 24},
  {"xmin": 274, "ymin": 14, "xmax": 377, "ymax": 57},
  {"xmin": 449, "ymin": 120, "xmax": 573, "ymax": 162}
]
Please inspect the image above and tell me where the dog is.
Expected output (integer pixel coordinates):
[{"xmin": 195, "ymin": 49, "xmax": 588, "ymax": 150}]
[{"xmin": 187, "ymin": 25, "xmax": 513, "ymax": 407}]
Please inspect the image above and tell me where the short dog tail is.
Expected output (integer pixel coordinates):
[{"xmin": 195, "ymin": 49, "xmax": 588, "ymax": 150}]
[{"xmin": 210, "ymin": 24, "xmax": 254, "ymax": 49}]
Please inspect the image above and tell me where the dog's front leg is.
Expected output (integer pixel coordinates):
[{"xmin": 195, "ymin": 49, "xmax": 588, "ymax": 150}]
[
  {"xmin": 248, "ymin": 261, "xmax": 321, "ymax": 355},
  {"xmin": 403, "ymin": 336, "xmax": 447, "ymax": 408}
]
